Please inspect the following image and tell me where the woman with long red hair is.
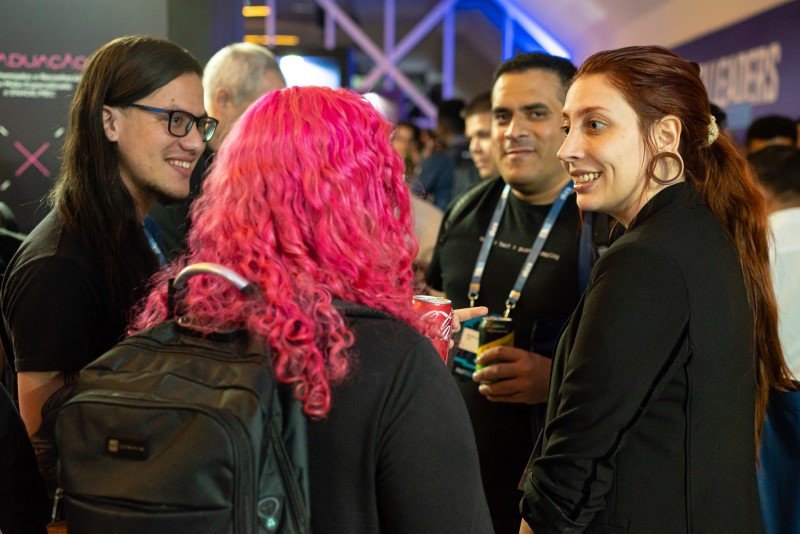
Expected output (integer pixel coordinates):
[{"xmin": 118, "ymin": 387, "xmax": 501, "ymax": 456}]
[
  {"xmin": 520, "ymin": 46, "xmax": 794, "ymax": 533},
  {"xmin": 133, "ymin": 86, "xmax": 491, "ymax": 532}
]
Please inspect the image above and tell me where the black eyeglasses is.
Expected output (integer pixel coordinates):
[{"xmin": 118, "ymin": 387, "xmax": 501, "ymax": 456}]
[{"xmin": 128, "ymin": 103, "xmax": 218, "ymax": 142}]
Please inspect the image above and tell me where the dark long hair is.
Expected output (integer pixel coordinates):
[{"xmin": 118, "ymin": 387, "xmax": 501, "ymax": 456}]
[
  {"xmin": 50, "ymin": 35, "xmax": 202, "ymax": 315},
  {"xmin": 576, "ymin": 46, "xmax": 794, "ymax": 444}
]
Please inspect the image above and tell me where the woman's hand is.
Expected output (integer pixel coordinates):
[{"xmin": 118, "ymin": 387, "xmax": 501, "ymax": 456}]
[
  {"xmin": 452, "ymin": 306, "xmax": 488, "ymax": 334},
  {"xmin": 451, "ymin": 306, "xmax": 488, "ymax": 348}
]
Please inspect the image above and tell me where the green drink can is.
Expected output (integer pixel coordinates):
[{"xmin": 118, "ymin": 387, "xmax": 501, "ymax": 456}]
[{"xmin": 476, "ymin": 317, "xmax": 514, "ymax": 371}]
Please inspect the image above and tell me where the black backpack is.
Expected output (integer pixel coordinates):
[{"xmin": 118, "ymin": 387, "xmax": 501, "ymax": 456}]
[{"xmin": 54, "ymin": 263, "xmax": 311, "ymax": 533}]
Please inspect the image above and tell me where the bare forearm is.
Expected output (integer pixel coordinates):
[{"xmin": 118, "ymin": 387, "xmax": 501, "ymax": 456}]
[{"xmin": 18, "ymin": 371, "xmax": 65, "ymax": 436}]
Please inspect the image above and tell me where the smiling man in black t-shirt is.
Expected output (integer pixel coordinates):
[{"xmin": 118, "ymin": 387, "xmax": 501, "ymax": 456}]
[{"xmin": 427, "ymin": 53, "xmax": 583, "ymax": 534}]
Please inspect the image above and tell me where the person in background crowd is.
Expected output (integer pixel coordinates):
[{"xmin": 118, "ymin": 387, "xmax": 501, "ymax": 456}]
[
  {"xmin": 427, "ymin": 53, "xmax": 587, "ymax": 534},
  {"xmin": 443, "ymin": 99, "xmax": 483, "ymax": 201},
  {"xmin": 748, "ymin": 145, "xmax": 800, "ymax": 377},
  {"xmin": 418, "ymin": 124, "xmax": 454, "ymax": 209},
  {"xmin": 419, "ymin": 128, "xmax": 437, "ymax": 161},
  {"xmin": 0, "ymin": 35, "xmax": 214, "ymax": 491},
  {"xmin": 521, "ymin": 45, "xmax": 794, "ymax": 533},
  {"xmin": 419, "ymin": 99, "xmax": 477, "ymax": 209},
  {"xmin": 745, "ymin": 114, "xmax": 798, "ymax": 154},
  {"xmin": 410, "ymin": 193, "xmax": 443, "ymax": 275},
  {"xmin": 748, "ymin": 144, "xmax": 800, "ymax": 534},
  {"xmin": 392, "ymin": 120, "xmax": 422, "ymax": 178},
  {"xmin": 148, "ymin": 42, "xmax": 285, "ymax": 260},
  {"xmin": 387, "ymin": 119, "xmax": 443, "ymax": 274},
  {"xmin": 0, "ymin": 385, "xmax": 48, "ymax": 533},
  {"xmin": 133, "ymin": 86, "xmax": 493, "ymax": 532},
  {"xmin": 390, "ymin": 121, "xmax": 443, "ymax": 273},
  {"xmin": 462, "ymin": 92, "xmax": 500, "ymax": 181}
]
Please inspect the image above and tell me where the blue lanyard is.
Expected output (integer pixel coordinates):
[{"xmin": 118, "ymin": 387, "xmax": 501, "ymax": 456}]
[
  {"xmin": 467, "ymin": 182, "xmax": 574, "ymax": 318},
  {"xmin": 142, "ymin": 218, "xmax": 168, "ymax": 267}
]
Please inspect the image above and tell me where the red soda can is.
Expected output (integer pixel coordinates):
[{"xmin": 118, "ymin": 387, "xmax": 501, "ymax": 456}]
[{"xmin": 412, "ymin": 295, "xmax": 453, "ymax": 362}]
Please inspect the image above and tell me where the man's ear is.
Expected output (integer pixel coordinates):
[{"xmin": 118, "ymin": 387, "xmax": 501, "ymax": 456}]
[
  {"xmin": 653, "ymin": 115, "xmax": 682, "ymax": 153},
  {"xmin": 102, "ymin": 105, "xmax": 121, "ymax": 142},
  {"xmin": 212, "ymin": 86, "xmax": 233, "ymax": 111}
]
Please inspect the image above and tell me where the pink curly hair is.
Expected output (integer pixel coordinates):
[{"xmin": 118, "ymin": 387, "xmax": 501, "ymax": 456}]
[{"xmin": 132, "ymin": 86, "xmax": 419, "ymax": 418}]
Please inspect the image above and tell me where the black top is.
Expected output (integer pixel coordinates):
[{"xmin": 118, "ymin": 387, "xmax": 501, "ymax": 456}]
[
  {"xmin": 428, "ymin": 177, "xmax": 581, "ymax": 330},
  {"xmin": 307, "ymin": 304, "xmax": 492, "ymax": 533},
  {"xmin": 524, "ymin": 183, "xmax": 762, "ymax": 533},
  {"xmin": 1, "ymin": 209, "xmax": 157, "ymax": 492},
  {"xmin": 0, "ymin": 384, "xmax": 48, "ymax": 533},
  {"xmin": 427, "ymin": 177, "xmax": 583, "ymax": 533},
  {"xmin": 0, "ymin": 210, "xmax": 128, "ymax": 372},
  {"xmin": 1, "ymin": 209, "xmax": 132, "ymax": 376}
]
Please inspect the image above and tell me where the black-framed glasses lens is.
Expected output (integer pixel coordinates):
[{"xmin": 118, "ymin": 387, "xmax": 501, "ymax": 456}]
[
  {"xmin": 165, "ymin": 111, "xmax": 217, "ymax": 142},
  {"xmin": 197, "ymin": 118, "xmax": 218, "ymax": 142},
  {"xmin": 166, "ymin": 111, "xmax": 194, "ymax": 137}
]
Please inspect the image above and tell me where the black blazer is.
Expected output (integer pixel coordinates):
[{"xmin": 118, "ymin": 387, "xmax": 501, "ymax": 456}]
[{"xmin": 523, "ymin": 183, "xmax": 762, "ymax": 533}]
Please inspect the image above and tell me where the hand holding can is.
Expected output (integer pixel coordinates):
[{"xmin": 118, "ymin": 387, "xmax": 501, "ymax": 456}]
[
  {"xmin": 474, "ymin": 317, "xmax": 515, "ymax": 382},
  {"xmin": 412, "ymin": 295, "xmax": 453, "ymax": 362},
  {"xmin": 476, "ymin": 317, "xmax": 515, "ymax": 370}
]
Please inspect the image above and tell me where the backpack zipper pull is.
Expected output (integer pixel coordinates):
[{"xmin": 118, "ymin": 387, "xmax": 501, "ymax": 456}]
[{"xmin": 51, "ymin": 487, "xmax": 63, "ymax": 523}]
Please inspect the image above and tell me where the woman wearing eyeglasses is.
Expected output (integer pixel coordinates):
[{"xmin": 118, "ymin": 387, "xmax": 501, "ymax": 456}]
[{"xmin": 0, "ymin": 35, "xmax": 217, "ymax": 495}]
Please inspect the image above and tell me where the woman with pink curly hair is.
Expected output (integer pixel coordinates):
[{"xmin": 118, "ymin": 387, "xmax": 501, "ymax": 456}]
[{"xmin": 133, "ymin": 86, "xmax": 491, "ymax": 532}]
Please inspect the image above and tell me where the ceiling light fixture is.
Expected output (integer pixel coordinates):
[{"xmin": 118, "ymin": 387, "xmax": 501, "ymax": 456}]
[
  {"xmin": 242, "ymin": 5, "xmax": 270, "ymax": 17},
  {"xmin": 244, "ymin": 34, "xmax": 300, "ymax": 46}
]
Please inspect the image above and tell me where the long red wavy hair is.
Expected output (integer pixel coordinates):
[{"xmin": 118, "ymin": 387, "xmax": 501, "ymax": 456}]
[
  {"xmin": 576, "ymin": 46, "xmax": 795, "ymax": 443},
  {"xmin": 132, "ymin": 87, "xmax": 419, "ymax": 418}
]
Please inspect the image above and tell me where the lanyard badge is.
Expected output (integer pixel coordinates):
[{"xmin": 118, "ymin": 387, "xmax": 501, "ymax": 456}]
[{"xmin": 467, "ymin": 182, "xmax": 573, "ymax": 317}]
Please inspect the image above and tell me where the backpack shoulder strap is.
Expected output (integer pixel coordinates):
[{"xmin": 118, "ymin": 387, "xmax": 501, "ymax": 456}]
[{"xmin": 265, "ymin": 383, "xmax": 311, "ymax": 532}]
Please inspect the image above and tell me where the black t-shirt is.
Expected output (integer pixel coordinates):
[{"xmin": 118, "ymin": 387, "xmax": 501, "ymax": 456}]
[
  {"xmin": 429, "ymin": 177, "xmax": 581, "ymax": 336},
  {"xmin": 1, "ymin": 210, "xmax": 130, "ymax": 377},
  {"xmin": 307, "ymin": 304, "xmax": 492, "ymax": 533},
  {"xmin": 1, "ymin": 210, "xmax": 150, "ymax": 492},
  {"xmin": 426, "ymin": 177, "xmax": 583, "ymax": 533}
]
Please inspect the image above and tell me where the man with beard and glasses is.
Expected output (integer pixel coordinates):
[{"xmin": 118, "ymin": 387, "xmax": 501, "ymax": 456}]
[
  {"xmin": 0, "ymin": 35, "xmax": 215, "ymax": 492},
  {"xmin": 427, "ymin": 53, "xmax": 605, "ymax": 533}
]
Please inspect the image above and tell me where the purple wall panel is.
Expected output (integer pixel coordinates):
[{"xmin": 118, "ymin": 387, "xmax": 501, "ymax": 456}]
[{"xmin": 672, "ymin": 1, "xmax": 800, "ymax": 139}]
